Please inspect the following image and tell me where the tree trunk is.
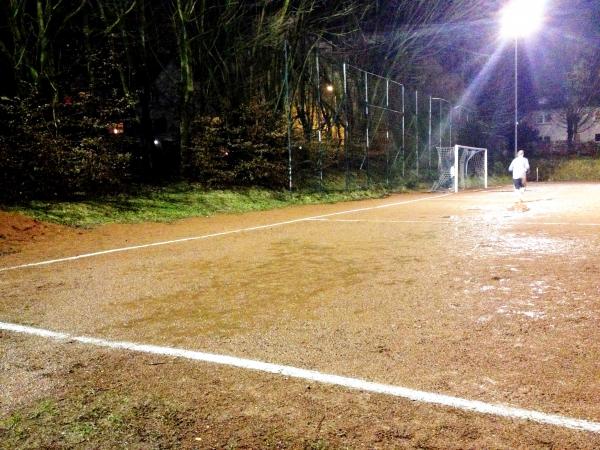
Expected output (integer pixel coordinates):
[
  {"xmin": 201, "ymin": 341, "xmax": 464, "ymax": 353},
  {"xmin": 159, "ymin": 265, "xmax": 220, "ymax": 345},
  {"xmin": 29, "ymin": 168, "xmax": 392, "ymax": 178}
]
[
  {"xmin": 136, "ymin": 0, "xmax": 156, "ymax": 175},
  {"xmin": 0, "ymin": 2, "xmax": 17, "ymax": 96},
  {"xmin": 174, "ymin": 0, "xmax": 195, "ymax": 176},
  {"xmin": 566, "ymin": 111, "xmax": 576, "ymax": 149}
]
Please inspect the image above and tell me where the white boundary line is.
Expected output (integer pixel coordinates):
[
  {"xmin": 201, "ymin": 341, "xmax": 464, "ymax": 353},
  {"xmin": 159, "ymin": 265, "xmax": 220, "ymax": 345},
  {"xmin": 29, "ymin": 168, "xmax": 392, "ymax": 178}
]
[
  {"xmin": 518, "ymin": 222, "xmax": 600, "ymax": 227},
  {"xmin": 1, "ymin": 321, "xmax": 599, "ymax": 434},
  {"xmin": 309, "ymin": 218, "xmax": 600, "ymax": 227},
  {"xmin": 0, "ymin": 193, "xmax": 452, "ymax": 272},
  {"xmin": 307, "ymin": 218, "xmax": 455, "ymax": 225}
]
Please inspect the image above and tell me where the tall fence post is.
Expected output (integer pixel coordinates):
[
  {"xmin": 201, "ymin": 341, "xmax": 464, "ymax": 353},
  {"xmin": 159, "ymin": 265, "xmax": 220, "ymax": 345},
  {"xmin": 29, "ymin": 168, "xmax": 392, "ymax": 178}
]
[
  {"xmin": 386, "ymin": 78, "xmax": 390, "ymax": 186},
  {"xmin": 364, "ymin": 70, "xmax": 369, "ymax": 187},
  {"xmin": 343, "ymin": 62, "xmax": 349, "ymax": 190},
  {"xmin": 449, "ymin": 108, "xmax": 453, "ymax": 147},
  {"xmin": 415, "ymin": 89, "xmax": 419, "ymax": 177},
  {"xmin": 439, "ymin": 100, "xmax": 443, "ymax": 152},
  {"xmin": 284, "ymin": 40, "xmax": 292, "ymax": 192},
  {"xmin": 315, "ymin": 47, "xmax": 323, "ymax": 190},
  {"xmin": 428, "ymin": 95, "xmax": 432, "ymax": 172},
  {"xmin": 402, "ymin": 84, "xmax": 405, "ymax": 177}
]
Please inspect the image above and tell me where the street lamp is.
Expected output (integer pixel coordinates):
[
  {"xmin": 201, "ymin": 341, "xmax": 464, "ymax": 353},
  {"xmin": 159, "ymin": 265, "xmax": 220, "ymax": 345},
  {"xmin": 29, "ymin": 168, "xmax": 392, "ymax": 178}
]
[
  {"xmin": 428, "ymin": 97, "xmax": 452, "ymax": 171},
  {"xmin": 500, "ymin": 0, "xmax": 545, "ymax": 156},
  {"xmin": 452, "ymin": 105, "xmax": 475, "ymax": 143},
  {"xmin": 430, "ymin": 97, "xmax": 451, "ymax": 148},
  {"xmin": 453, "ymin": 104, "xmax": 474, "ymax": 124}
]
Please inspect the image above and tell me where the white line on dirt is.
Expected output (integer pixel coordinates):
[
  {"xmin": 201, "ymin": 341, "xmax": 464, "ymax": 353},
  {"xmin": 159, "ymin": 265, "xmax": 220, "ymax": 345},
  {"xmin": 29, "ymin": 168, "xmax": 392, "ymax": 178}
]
[
  {"xmin": 309, "ymin": 218, "xmax": 600, "ymax": 227},
  {"xmin": 307, "ymin": 218, "xmax": 455, "ymax": 224},
  {"xmin": 0, "ymin": 193, "xmax": 452, "ymax": 272},
  {"xmin": 518, "ymin": 222, "xmax": 600, "ymax": 227},
  {"xmin": 1, "ymin": 321, "xmax": 599, "ymax": 434}
]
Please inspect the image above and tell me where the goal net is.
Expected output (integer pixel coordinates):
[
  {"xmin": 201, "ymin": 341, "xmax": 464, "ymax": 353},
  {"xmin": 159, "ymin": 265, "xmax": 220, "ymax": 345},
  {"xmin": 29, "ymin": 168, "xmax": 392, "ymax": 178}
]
[{"xmin": 431, "ymin": 145, "xmax": 487, "ymax": 192}]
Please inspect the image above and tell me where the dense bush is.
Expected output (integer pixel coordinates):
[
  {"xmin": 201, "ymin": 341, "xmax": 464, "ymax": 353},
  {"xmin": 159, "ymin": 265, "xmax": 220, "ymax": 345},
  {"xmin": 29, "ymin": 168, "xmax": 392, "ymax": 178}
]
[
  {"xmin": 188, "ymin": 103, "xmax": 288, "ymax": 188},
  {"xmin": 0, "ymin": 92, "xmax": 137, "ymax": 201}
]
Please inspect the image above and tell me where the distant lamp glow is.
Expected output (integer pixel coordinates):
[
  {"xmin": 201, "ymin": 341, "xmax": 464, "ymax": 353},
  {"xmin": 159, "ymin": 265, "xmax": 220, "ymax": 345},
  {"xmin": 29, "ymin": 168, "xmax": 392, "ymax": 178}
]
[
  {"xmin": 109, "ymin": 122, "xmax": 124, "ymax": 135},
  {"xmin": 500, "ymin": 0, "xmax": 545, "ymax": 39},
  {"xmin": 153, "ymin": 139, "xmax": 160, "ymax": 146},
  {"xmin": 326, "ymin": 84, "xmax": 334, "ymax": 93}
]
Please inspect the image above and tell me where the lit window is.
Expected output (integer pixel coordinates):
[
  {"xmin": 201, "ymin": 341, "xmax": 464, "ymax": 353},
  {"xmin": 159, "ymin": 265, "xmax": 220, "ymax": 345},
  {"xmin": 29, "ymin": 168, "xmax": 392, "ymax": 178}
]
[{"xmin": 536, "ymin": 112, "xmax": 552, "ymax": 124}]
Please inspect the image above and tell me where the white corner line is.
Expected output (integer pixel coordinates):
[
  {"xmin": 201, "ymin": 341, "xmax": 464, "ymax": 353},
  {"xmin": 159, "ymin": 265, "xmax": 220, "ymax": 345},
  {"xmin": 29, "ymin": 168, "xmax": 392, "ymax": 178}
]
[
  {"xmin": 0, "ymin": 193, "xmax": 452, "ymax": 272},
  {"xmin": 1, "ymin": 321, "xmax": 599, "ymax": 434}
]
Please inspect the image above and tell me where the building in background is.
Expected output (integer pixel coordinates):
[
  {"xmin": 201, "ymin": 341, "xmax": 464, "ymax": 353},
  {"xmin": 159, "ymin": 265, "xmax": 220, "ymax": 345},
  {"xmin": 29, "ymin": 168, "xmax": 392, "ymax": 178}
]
[{"xmin": 524, "ymin": 107, "xmax": 600, "ymax": 154}]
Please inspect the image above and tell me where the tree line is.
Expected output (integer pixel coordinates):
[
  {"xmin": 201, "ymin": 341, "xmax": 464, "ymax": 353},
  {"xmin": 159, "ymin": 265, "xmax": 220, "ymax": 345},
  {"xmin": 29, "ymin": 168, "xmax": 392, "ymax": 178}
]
[{"xmin": 0, "ymin": 1, "xmax": 597, "ymax": 200}]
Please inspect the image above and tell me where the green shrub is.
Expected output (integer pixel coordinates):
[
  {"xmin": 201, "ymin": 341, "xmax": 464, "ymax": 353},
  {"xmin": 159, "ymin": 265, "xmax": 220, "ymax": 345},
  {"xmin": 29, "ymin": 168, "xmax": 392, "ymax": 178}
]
[
  {"xmin": 0, "ymin": 92, "xmax": 136, "ymax": 201},
  {"xmin": 189, "ymin": 103, "xmax": 288, "ymax": 188},
  {"xmin": 550, "ymin": 158, "xmax": 600, "ymax": 181},
  {"xmin": 529, "ymin": 157, "xmax": 600, "ymax": 182}
]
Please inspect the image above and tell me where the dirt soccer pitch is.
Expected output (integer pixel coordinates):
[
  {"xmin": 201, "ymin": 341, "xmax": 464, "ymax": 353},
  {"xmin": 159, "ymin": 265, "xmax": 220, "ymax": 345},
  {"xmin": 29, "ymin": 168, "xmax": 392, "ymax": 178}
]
[{"xmin": 1, "ymin": 182, "xmax": 600, "ymax": 449}]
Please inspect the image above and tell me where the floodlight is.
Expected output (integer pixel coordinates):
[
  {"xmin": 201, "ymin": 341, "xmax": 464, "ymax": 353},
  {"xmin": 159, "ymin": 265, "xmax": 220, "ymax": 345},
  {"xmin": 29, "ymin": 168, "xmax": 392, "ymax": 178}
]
[
  {"xmin": 499, "ymin": 0, "xmax": 546, "ymax": 156},
  {"xmin": 500, "ymin": 0, "xmax": 545, "ymax": 39}
]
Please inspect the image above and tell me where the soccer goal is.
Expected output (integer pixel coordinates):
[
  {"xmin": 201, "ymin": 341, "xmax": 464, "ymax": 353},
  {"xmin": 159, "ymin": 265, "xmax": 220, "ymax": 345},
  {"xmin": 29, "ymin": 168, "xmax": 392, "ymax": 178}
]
[{"xmin": 432, "ymin": 145, "xmax": 488, "ymax": 192}]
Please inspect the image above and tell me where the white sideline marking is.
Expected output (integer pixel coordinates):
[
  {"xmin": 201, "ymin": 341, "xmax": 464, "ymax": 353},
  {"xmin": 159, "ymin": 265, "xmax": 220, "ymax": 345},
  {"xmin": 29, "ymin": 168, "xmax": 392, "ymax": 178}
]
[
  {"xmin": 1, "ymin": 321, "xmax": 600, "ymax": 434},
  {"xmin": 310, "ymin": 218, "xmax": 600, "ymax": 227},
  {"xmin": 519, "ymin": 221, "xmax": 600, "ymax": 227},
  {"xmin": 308, "ymin": 218, "xmax": 454, "ymax": 224},
  {"xmin": 0, "ymin": 193, "xmax": 451, "ymax": 272}
]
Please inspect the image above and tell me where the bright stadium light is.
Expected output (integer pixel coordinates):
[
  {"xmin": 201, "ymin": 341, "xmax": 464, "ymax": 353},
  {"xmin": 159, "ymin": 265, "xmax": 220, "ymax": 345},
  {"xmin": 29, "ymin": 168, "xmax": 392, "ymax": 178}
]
[
  {"xmin": 500, "ymin": 0, "xmax": 545, "ymax": 39},
  {"xmin": 499, "ymin": 0, "xmax": 546, "ymax": 156}
]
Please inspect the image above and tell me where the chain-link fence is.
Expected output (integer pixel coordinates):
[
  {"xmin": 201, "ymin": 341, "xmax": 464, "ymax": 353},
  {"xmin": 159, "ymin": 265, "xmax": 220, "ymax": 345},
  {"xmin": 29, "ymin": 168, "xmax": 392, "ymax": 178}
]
[{"xmin": 283, "ymin": 41, "xmax": 475, "ymax": 192}]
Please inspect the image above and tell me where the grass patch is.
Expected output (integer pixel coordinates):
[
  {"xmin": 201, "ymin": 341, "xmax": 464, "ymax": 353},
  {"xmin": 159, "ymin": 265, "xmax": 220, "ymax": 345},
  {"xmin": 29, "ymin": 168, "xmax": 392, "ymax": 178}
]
[
  {"xmin": 0, "ymin": 392, "xmax": 190, "ymax": 449},
  {"xmin": 1, "ymin": 413, "xmax": 24, "ymax": 436},
  {"xmin": 549, "ymin": 158, "xmax": 600, "ymax": 181},
  {"xmin": 3, "ymin": 174, "xmax": 511, "ymax": 228},
  {"xmin": 304, "ymin": 438, "xmax": 332, "ymax": 449},
  {"xmin": 529, "ymin": 157, "xmax": 600, "ymax": 182},
  {"xmin": 28, "ymin": 399, "xmax": 57, "ymax": 420},
  {"xmin": 4, "ymin": 183, "xmax": 396, "ymax": 227}
]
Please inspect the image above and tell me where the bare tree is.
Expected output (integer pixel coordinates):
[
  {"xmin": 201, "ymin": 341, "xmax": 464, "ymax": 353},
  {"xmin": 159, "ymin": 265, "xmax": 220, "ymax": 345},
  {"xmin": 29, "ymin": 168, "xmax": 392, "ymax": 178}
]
[
  {"xmin": 342, "ymin": 0, "xmax": 497, "ymax": 81},
  {"xmin": 556, "ymin": 55, "xmax": 600, "ymax": 148}
]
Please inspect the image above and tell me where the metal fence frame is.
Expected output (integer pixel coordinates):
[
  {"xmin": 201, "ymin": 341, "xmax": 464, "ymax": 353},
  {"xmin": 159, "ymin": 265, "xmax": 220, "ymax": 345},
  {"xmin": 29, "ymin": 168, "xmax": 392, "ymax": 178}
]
[{"xmin": 283, "ymin": 40, "xmax": 475, "ymax": 192}]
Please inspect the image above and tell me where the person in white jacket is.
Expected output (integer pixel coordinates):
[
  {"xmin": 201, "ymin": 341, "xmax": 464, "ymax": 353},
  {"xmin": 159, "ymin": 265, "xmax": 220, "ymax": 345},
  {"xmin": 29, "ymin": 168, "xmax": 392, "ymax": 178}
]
[{"xmin": 508, "ymin": 150, "xmax": 530, "ymax": 200}]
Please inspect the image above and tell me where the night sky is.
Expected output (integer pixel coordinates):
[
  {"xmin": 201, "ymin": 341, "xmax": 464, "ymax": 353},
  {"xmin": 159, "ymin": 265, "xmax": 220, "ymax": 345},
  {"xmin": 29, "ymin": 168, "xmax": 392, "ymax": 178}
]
[{"xmin": 474, "ymin": 0, "xmax": 600, "ymax": 116}]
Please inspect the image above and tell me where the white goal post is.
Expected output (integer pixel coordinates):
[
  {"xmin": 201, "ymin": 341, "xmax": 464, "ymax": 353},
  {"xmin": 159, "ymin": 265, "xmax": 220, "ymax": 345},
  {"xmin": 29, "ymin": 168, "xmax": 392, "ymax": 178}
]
[{"xmin": 432, "ymin": 145, "xmax": 488, "ymax": 193}]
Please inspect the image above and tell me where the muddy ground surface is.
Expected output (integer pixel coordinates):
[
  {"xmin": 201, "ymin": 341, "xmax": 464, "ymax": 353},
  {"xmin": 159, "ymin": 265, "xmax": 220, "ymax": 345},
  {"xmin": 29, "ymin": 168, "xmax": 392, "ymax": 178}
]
[{"xmin": 1, "ymin": 183, "xmax": 600, "ymax": 449}]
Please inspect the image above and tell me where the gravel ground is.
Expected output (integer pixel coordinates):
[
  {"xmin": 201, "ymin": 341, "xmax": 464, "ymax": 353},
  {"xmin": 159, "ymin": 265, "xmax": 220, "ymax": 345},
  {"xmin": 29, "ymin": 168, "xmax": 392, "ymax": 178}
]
[{"xmin": 1, "ymin": 183, "xmax": 600, "ymax": 449}]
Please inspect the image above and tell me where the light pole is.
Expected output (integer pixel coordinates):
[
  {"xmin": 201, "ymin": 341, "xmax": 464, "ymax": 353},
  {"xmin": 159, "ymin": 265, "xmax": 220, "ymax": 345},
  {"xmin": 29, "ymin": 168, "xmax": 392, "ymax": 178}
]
[
  {"xmin": 500, "ymin": 0, "xmax": 545, "ymax": 156},
  {"xmin": 452, "ymin": 104, "xmax": 474, "ymax": 143},
  {"xmin": 431, "ymin": 97, "xmax": 451, "ymax": 148},
  {"xmin": 453, "ymin": 104, "xmax": 473, "ymax": 124}
]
